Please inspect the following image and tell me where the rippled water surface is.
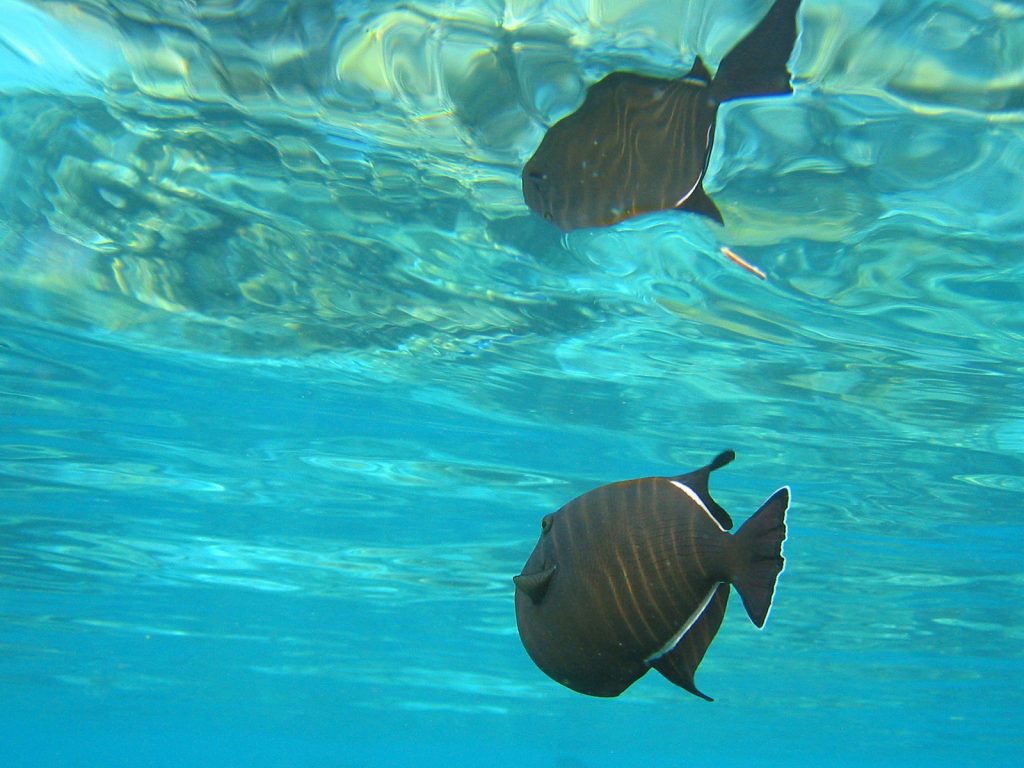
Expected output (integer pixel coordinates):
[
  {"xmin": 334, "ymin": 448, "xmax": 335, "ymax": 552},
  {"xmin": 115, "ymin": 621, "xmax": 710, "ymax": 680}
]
[{"xmin": 2, "ymin": 1, "xmax": 1023, "ymax": 766}]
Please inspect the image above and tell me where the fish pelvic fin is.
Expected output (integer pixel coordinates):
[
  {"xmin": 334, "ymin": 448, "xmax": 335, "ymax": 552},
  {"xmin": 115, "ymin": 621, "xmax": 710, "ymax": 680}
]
[
  {"xmin": 731, "ymin": 487, "xmax": 789, "ymax": 628},
  {"xmin": 710, "ymin": 0, "xmax": 801, "ymax": 103}
]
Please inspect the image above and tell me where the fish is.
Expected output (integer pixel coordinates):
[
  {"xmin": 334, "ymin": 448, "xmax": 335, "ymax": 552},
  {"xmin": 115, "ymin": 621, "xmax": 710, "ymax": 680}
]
[
  {"xmin": 513, "ymin": 450, "xmax": 789, "ymax": 700},
  {"xmin": 522, "ymin": 0, "xmax": 802, "ymax": 231}
]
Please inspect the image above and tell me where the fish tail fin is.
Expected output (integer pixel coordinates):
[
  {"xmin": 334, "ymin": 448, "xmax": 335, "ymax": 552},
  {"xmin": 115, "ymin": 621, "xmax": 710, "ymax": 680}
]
[
  {"xmin": 710, "ymin": 0, "xmax": 801, "ymax": 103},
  {"xmin": 731, "ymin": 487, "xmax": 789, "ymax": 628}
]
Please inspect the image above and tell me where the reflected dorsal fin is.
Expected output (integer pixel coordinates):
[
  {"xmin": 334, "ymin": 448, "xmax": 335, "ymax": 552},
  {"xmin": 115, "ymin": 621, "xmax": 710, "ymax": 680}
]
[
  {"xmin": 676, "ymin": 180, "xmax": 723, "ymax": 224},
  {"xmin": 684, "ymin": 56, "xmax": 712, "ymax": 86},
  {"xmin": 513, "ymin": 565, "xmax": 557, "ymax": 604},
  {"xmin": 672, "ymin": 450, "xmax": 735, "ymax": 530}
]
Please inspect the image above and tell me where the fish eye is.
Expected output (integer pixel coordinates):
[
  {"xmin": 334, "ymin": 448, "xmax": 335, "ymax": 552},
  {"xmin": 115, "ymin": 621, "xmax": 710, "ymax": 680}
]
[
  {"xmin": 540, "ymin": 515, "xmax": 553, "ymax": 534},
  {"xmin": 526, "ymin": 171, "xmax": 548, "ymax": 194}
]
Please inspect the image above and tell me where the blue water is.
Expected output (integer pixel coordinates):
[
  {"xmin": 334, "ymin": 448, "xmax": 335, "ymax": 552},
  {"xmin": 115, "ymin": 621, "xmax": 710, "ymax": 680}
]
[{"xmin": 2, "ymin": 1, "xmax": 1023, "ymax": 766}]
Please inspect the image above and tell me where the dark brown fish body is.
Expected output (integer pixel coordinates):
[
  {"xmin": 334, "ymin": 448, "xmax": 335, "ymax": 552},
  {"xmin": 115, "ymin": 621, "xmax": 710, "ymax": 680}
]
[
  {"xmin": 522, "ymin": 0, "xmax": 802, "ymax": 231},
  {"xmin": 514, "ymin": 450, "xmax": 789, "ymax": 700}
]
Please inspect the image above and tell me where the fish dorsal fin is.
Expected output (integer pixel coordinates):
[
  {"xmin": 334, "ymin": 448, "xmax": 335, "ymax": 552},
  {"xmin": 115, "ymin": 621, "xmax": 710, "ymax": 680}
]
[
  {"xmin": 671, "ymin": 450, "xmax": 735, "ymax": 530},
  {"xmin": 513, "ymin": 565, "xmax": 557, "ymax": 604},
  {"xmin": 650, "ymin": 582, "xmax": 730, "ymax": 701},
  {"xmin": 684, "ymin": 56, "xmax": 712, "ymax": 86},
  {"xmin": 676, "ymin": 179, "xmax": 723, "ymax": 224}
]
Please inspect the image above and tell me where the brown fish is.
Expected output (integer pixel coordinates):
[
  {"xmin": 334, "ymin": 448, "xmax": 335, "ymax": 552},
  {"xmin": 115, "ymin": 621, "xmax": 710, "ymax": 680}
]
[
  {"xmin": 522, "ymin": 0, "xmax": 802, "ymax": 231},
  {"xmin": 514, "ymin": 450, "xmax": 789, "ymax": 700}
]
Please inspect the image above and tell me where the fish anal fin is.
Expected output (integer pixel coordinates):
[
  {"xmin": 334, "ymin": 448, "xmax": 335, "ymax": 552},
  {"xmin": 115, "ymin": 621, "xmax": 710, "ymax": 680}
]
[
  {"xmin": 513, "ymin": 564, "xmax": 557, "ymax": 604},
  {"xmin": 672, "ymin": 450, "xmax": 735, "ymax": 529},
  {"xmin": 651, "ymin": 583, "xmax": 730, "ymax": 701}
]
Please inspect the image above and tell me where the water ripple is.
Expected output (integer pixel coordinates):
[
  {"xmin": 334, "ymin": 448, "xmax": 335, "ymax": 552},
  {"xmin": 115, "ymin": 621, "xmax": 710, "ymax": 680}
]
[{"xmin": 0, "ymin": 0, "xmax": 1019, "ymax": 376}]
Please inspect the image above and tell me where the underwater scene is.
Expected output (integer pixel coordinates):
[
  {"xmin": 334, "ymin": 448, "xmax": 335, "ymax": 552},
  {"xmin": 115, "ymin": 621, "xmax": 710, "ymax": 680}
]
[{"xmin": 1, "ymin": 0, "xmax": 1022, "ymax": 766}]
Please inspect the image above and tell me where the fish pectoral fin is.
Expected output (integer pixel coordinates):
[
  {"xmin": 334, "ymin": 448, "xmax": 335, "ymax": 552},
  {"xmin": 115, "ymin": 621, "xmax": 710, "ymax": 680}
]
[
  {"xmin": 650, "ymin": 583, "xmax": 730, "ymax": 701},
  {"xmin": 513, "ymin": 565, "xmax": 557, "ymax": 604}
]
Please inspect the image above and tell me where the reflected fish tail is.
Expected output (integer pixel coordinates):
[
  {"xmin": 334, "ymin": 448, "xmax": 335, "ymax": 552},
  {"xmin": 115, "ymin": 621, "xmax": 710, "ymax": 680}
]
[{"xmin": 710, "ymin": 0, "xmax": 802, "ymax": 103}]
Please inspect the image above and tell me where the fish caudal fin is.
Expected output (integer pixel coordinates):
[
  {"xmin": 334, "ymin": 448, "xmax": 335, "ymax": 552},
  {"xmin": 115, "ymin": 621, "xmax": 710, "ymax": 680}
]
[
  {"xmin": 710, "ymin": 0, "xmax": 801, "ymax": 104},
  {"xmin": 731, "ymin": 487, "xmax": 789, "ymax": 628}
]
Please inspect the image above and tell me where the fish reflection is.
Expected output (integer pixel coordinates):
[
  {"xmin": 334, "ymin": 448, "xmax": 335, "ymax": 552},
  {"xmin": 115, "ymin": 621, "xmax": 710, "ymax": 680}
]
[{"xmin": 522, "ymin": 0, "xmax": 802, "ymax": 231}]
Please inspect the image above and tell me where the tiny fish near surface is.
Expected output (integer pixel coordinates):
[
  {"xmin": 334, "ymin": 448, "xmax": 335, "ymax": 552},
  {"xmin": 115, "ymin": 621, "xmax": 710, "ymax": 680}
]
[
  {"xmin": 513, "ymin": 450, "xmax": 789, "ymax": 700},
  {"xmin": 522, "ymin": 0, "xmax": 803, "ymax": 231}
]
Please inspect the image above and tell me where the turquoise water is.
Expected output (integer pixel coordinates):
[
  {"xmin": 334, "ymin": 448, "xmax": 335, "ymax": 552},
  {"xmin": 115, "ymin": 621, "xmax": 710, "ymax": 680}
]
[{"xmin": 1, "ymin": 0, "xmax": 1023, "ymax": 765}]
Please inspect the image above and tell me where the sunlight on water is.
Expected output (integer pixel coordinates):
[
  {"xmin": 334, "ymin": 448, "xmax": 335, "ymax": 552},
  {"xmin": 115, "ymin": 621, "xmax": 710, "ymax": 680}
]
[{"xmin": 1, "ymin": 0, "xmax": 1021, "ymax": 366}]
